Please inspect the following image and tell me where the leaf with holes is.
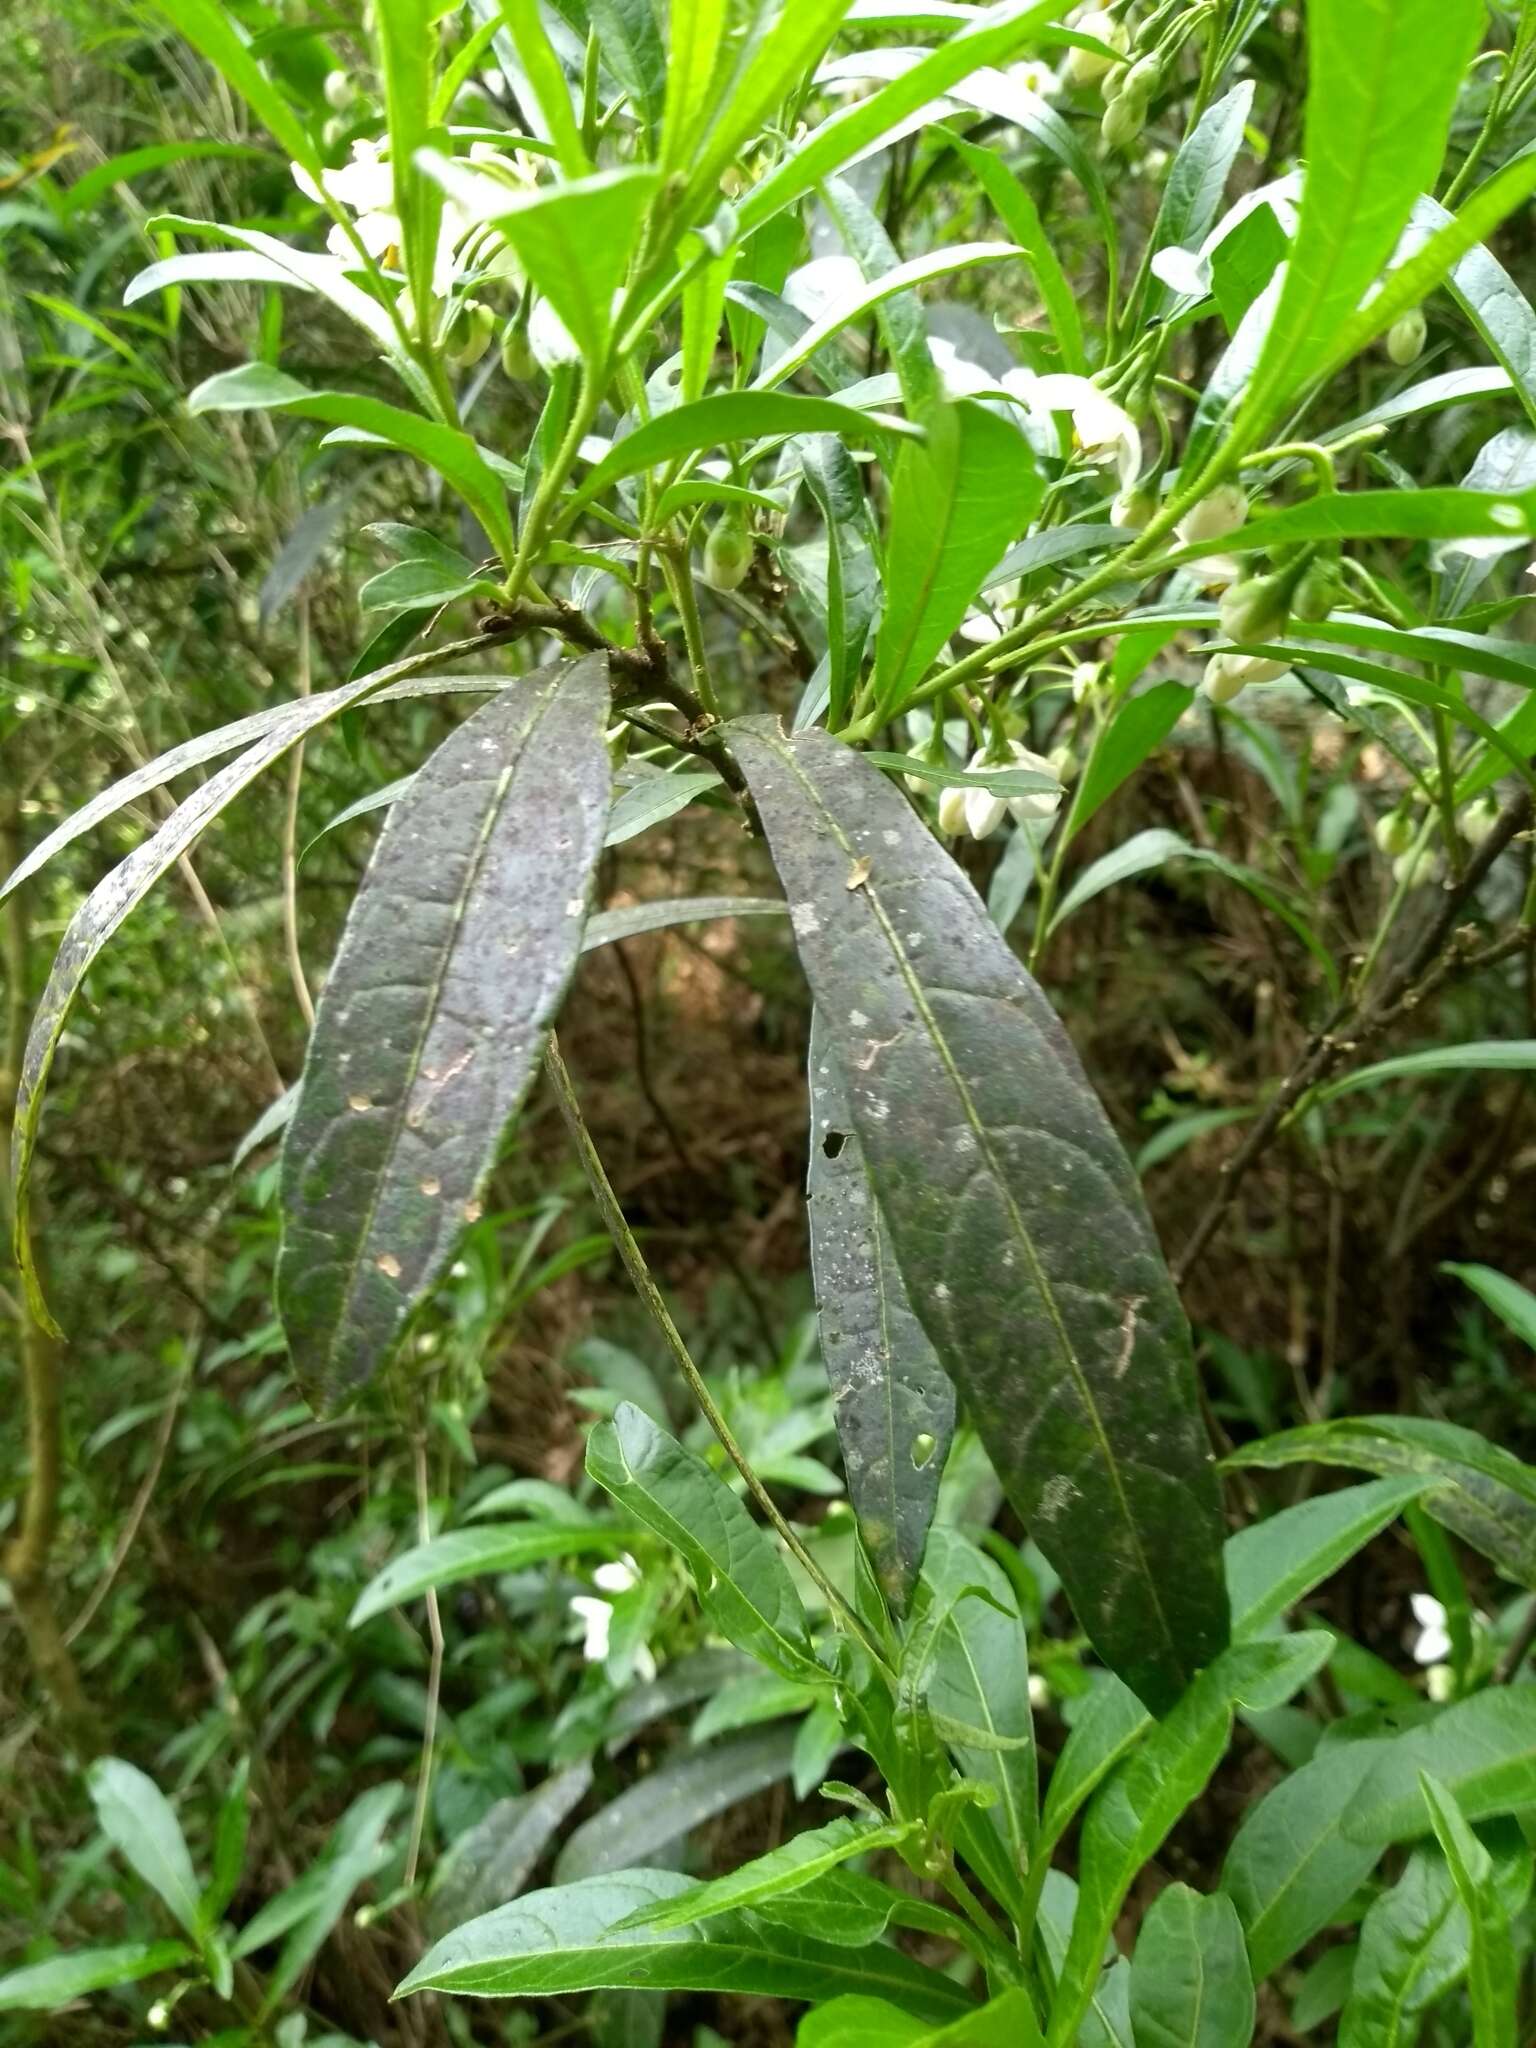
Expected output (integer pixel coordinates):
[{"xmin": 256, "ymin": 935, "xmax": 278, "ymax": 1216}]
[
  {"xmin": 277, "ymin": 656, "xmax": 611, "ymax": 1404},
  {"xmin": 730, "ymin": 720, "xmax": 1229, "ymax": 1713},
  {"xmin": 807, "ymin": 1014, "xmax": 953, "ymax": 1609}
]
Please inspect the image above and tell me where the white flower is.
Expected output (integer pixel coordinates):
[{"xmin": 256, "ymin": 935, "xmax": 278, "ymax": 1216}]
[
  {"xmin": 1006, "ymin": 55, "xmax": 1061, "ymax": 98},
  {"xmin": 964, "ymin": 781, "xmax": 1009, "ymax": 841},
  {"xmin": 1411, "ymin": 1592, "xmax": 1452, "ymax": 1665},
  {"xmin": 570, "ymin": 1595, "xmax": 613, "ymax": 1662},
  {"xmin": 1071, "ymin": 661, "xmax": 1102, "ymax": 703},
  {"xmin": 294, "ymin": 138, "xmax": 401, "ymax": 264},
  {"xmin": 937, "ymin": 784, "xmax": 969, "ymax": 836},
  {"xmin": 1201, "ymin": 652, "xmax": 1291, "ymax": 705},
  {"xmin": 1008, "ymin": 372, "xmax": 1142, "ymax": 489},
  {"xmin": 1004, "ymin": 741, "xmax": 1063, "ymax": 823},
  {"xmin": 1426, "ymin": 1662, "xmax": 1455, "ymax": 1703},
  {"xmin": 1063, "ymin": 9, "xmax": 1127, "ymax": 87},
  {"xmin": 528, "ymin": 297, "xmax": 582, "ymax": 371},
  {"xmin": 594, "ymin": 1555, "xmax": 639, "ymax": 1595}
]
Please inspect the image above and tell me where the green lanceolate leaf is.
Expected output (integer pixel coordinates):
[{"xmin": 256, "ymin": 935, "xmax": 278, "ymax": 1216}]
[
  {"xmin": 1127, "ymin": 1885, "xmax": 1254, "ymax": 2048},
  {"xmin": 807, "ymin": 1014, "xmax": 954, "ymax": 1609},
  {"xmin": 1343, "ymin": 1687, "xmax": 1536, "ymax": 1844},
  {"xmin": 232, "ymin": 1783, "xmax": 402, "ymax": 2009},
  {"xmin": 952, "ymin": 135, "xmax": 1085, "ymax": 373},
  {"xmin": 1225, "ymin": 1475, "xmax": 1437, "ymax": 1637},
  {"xmin": 1227, "ymin": 0, "xmax": 1484, "ymax": 448},
  {"xmin": 277, "ymin": 655, "xmax": 611, "ymax": 1403},
  {"xmin": 1047, "ymin": 1635, "xmax": 1333, "ymax": 2046},
  {"xmin": 801, "ymin": 435, "xmax": 879, "ymax": 730},
  {"xmin": 916, "ymin": 1527, "xmax": 1036, "ymax": 1902},
  {"xmin": 1038, "ymin": 1673, "xmax": 1150, "ymax": 1858},
  {"xmin": 0, "ymin": 1942, "xmax": 195, "ymax": 2013},
  {"xmin": 1220, "ymin": 1728, "xmax": 1395, "ymax": 1979},
  {"xmin": 1443, "ymin": 1262, "xmax": 1536, "ymax": 1347},
  {"xmin": 1143, "ymin": 82, "xmax": 1255, "ymax": 324},
  {"xmin": 87, "ymin": 1761, "xmax": 201, "ymax": 1936},
  {"xmin": 1225, "ymin": 1417, "xmax": 1536, "ymax": 1588},
  {"xmin": 615, "ymin": 1814, "xmax": 917, "ymax": 1933},
  {"xmin": 800, "ymin": 1988, "xmax": 1044, "ymax": 2047},
  {"xmin": 729, "ymin": 719, "xmax": 1230, "ymax": 1713},
  {"xmin": 1338, "ymin": 1826, "xmax": 1533, "ymax": 2048},
  {"xmin": 872, "ymin": 400, "xmax": 1037, "ymax": 719},
  {"xmin": 587, "ymin": 1401, "xmax": 822, "ymax": 1683},
  {"xmin": 396, "ymin": 1868, "xmax": 977, "ymax": 2021},
  {"xmin": 431, "ymin": 1763, "xmax": 594, "ymax": 1933},
  {"xmin": 1064, "ymin": 682, "xmax": 1194, "ymax": 839},
  {"xmin": 350, "ymin": 1522, "xmax": 628, "ymax": 1626},
  {"xmin": 1420, "ymin": 1774, "xmax": 1520, "ymax": 2048}
]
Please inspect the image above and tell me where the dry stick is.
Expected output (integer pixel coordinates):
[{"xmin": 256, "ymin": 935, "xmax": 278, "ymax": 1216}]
[
  {"xmin": 1173, "ymin": 793, "xmax": 1534, "ymax": 1289},
  {"xmin": 543, "ymin": 1032, "xmax": 889, "ymax": 1671}
]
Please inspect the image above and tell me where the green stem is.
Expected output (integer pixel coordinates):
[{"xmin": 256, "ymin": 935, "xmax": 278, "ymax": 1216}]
[
  {"xmin": 506, "ymin": 369, "xmax": 604, "ymax": 600},
  {"xmin": 666, "ymin": 544, "xmax": 722, "ymax": 719},
  {"xmin": 543, "ymin": 1035, "xmax": 890, "ymax": 1672}
]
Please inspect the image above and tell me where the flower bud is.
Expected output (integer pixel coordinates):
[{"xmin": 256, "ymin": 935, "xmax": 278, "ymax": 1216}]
[
  {"xmin": 1176, "ymin": 483, "xmax": 1249, "ymax": 547},
  {"xmin": 1101, "ymin": 87, "xmax": 1147, "ymax": 149},
  {"xmin": 904, "ymin": 747, "xmax": 938, "ymax": 795},
  {"xmin": 702, "ymin": 518, "xmax": 752, "ymax": 592},
  {"xmin": 1200, "ymin": 654, "xmax": 1247, "ymax": 706},
  {"xmin": 1063, "ymin": 9, "xmax": 1129, "ymax": 87},
  {"xmin": 1462, "ymin": 794, "xmax": 1499, "ymax": 848},
  {"xmin": 1394, "ymin": 845, "xmax": 1435, "ymax": 889},
  {"xmin": 323, "ymin": 68, "xmax": 355, "ymax": 111},
  {"xmin": 1112, "ymin": 484, "xmax": 1157, "ymax": 530},
  {"xmin": 1071, "ymin": 660, "xmax": 1102, "ymax": 704},
  {"xmin": 445, "ymin": 300, "xmax": 494, "ymax": 369},
  {"xmin": 1047, "ymin": 741, "xmax": 1077, "ymax": 784},
  {"xmin": 1292, "ymin": 559, "xmax": 1342, "ymax": 623},
  {"xmin": 1386, "ymin": 307, "xmax": 1427, "ymax": 367},
  {"xmin": 937, "ymin": 784, "xmax": 968, "ymax": 836},
  {"xmin": 1374, "ymin": 810, "xmax": 1415, "ymax": 858},
  {"xmin": 1219, "ymin": 572, "xmax": 1291, "ymax": 645},
  {"xmin": 528, "ymin": 296, "xmax": 581, "ymax": 371},
  {"xmin": 1002, "ymin": 741, "xmax": 1063, "ymax": 824},
  {"xmin": 322, "ymin": 115, "xmax": 348, "ymax": 150},
  {"xmin": 964, "ymin": 785, "xmax": 1009, "ymax": 839},
  {"xmin": 500, "ymin": 317, "xmax": 536, "ymax": 380}
]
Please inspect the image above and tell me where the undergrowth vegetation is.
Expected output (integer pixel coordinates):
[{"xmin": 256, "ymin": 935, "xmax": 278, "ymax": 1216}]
[{"xmin": 3, "ymin": 0, "xmax": 1536, "ymax": 2043}]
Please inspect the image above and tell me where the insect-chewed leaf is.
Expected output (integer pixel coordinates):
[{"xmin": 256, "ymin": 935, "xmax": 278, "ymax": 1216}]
[
  {"xmin": 731, "ymin": 719, "xmax": 1229, "ymax": 1713},
  {"xmin": 278, "ymin": 655, "xmax": 611, "ymax": 1404},
  {"xmin": 807, "ymin": 1014, "xmax": 953, "ymax": 1610}
]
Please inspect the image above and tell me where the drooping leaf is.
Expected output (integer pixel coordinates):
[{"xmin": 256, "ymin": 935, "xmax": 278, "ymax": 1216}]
[
  {"xmin": 1443, "ymin": 1262, "xmax": 1536, "ymax": 1348},
  {"xmin": 800, "ymin": 435, "xmax": 879, "ymax": 730},
  {"xmin": 872, "ymin": 401, "xmax": 1037, "ymax": 719},
  {"xmin": 431, "ymin": 1762, "xmax": 594, "ymax": 1933},
  {"xmin": 1343, "ymin": 1688, "xmax": 1536, "ymax": 1844},
  {"xmin": 587, "ymin": 1402, "xmax": 823, "ymax": 1683},
  {"xmin": 1047, "ymin": 1635, "xmax": 1334, "ymax": 2046},
  {"xmin": 1311, "ymin": 1042, "xmax": 1536, "ymax": 1108},
  {"xmin": 1221, "ymin": 1729, "xmax": 1395, "ymax": 1979},
  {"xmin": 0, "ymin": 1943, "xmax": 195, "ymax": 2013},
  {"xmin": 555, "ymin": 1726, "xmax": 804, "ymax": 1883},
  {"xmin": 1227, "ymin": 0, "xmax": 1484, "ymax": 447},
  {"xmin": 88, "ymin": 1759, "xmax": 201, "ymax": 1937},
  {"xmin": 807, "ymin": 1015, "xmax": 954, "ymax": 1609},
  {"xmin": 616, "ymin": 1814, "xmax": 916, "ymax": 1933},
  {"xmin": 1225, "ymin": 1416, "xmax": 1536, "ymax": 1587},
  {"xmin": 350, "ymin": 1523, "xmax": 629, "ymax": 1627},
  {"xmin": 1127, "ymin": 1885, "xmax": 1254, "ymax": 2048},
  {"xmin": 188, "ymin": 363, "xmax": 517, "ymax": 569},
  {"xmin": 398, "ymin": 1868, "xmax": 976, "ymax": 2020},
  {"xmin": 1226, "ymin": 1476, "xmax": 1437, "ymax": 1638},
  {"xmin": 730, "ymin": 720, "xmax": 1230, "ymax": 1713},
  {"xmin": 277, "ymin": 656, "xmax": 611, "ymax": 1402}
]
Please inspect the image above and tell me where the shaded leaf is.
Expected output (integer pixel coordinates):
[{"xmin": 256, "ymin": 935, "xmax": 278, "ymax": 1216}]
[
  {"xmin": 617, "ymin": 1814, "xmax": 916, "ymax": 1932},
  {"xmin": 0, "ymin": 1943, "xmax": 194, "ymax": 2014},
  {"xmin": 1344, "ymin": 1688, "xmax": 1536, "ymax": 1844},
  {"xmin": 1144, "ymin": 83, "xmax": 1255, "ymax": 323},
  {"xmin": 88, "ymin": 1760, "xmax": 201, "ymax": 1937},
  {"xmin": 278, "ymin": 656, "xmax": 611, "ymax": 1401},
  {"xmin": 807, "ymin": 1015, "xmax": 954, "ymax": 1609},
  {"xmin": 731, "ymin": 720, "xmax": 1229, "ymax": 1712},
  {"xmin": 350, "ymin": 1523, "xmax": 628, "ymax": 1627},
  {"xmin": 1127, "ymin": 1885, "xmax": 1254, "ymax": 2048},
  {"xmin": 1420, "ymin": 1773, "xmax": 1519, "ymax": 2048},
  {"xmin": 1226, "ymin": 1476, "xmax": 1436, "ymax": 1638}
]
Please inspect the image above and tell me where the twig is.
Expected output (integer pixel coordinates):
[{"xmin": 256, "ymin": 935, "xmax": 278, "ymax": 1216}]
[
  {"xmin": 543, "ymin": 1032, "xmax": 889, "ymax": 1670},
  {"xmin": 405, "ymin": 1437, "xmax": 444, "ymax": 1888},
  {"xmin": 1174, "ymin": 794, "xmax": 1533, "ymax": 1286}
]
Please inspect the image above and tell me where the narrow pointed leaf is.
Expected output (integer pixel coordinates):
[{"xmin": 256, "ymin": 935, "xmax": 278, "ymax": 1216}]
[
  {"xmin": 350, "ymin": 1522, "xmax": 629, "ymax": 1626},
  {"xmin": 1038, "ymin": 1673, "xmax": 1150, "ymax": 1857},
  {"xmin": 587, "ymin": 1402, "xmax": 822, "ymax": 1683},
  {"xmin": 277, "ymin": 656, "xmax": 611, "ymax": 1402},
  {"xmin": 730, "ymin": 719, "xmax": 1229, "ymax": 1712},
  {"xmin": 1144, "ymin": 83, "xmax": 1255, "ymax": 323},
  {"xmin": 616, "ymin": 1815, "xmax": 916, "ymax": 1932},
  {"xmin": 1225, "ymin": 1417, "xmax": 1536, "ymax": 1587},
  {"xmin": 1343, "ymin": 1687, "xmax": 1536, "ymax": 1844},
  {"xmin": 807, "ymin": 1015, "xmax": 954, "ymax": 1608},
  {"xmin": 1127, "ymin": 1885, "xmax": 1254, "ymax": 2048},
  {"xmin": 1420, "ymin": 1774, "xmax": 1520, "ymax": 2048},
  {"xmin": 583, "ymin": 896, "xmax": 786, "ymax": 950},
  {"xmin": 0, "ymin": 1943, "xmax": 195, "ymax": 2013},
  {"xmin": 398, "ymin": 1868, "xmax": 976, "ymax": 2020},
  {"xmin": 873, "ymin": 401, "xmax": 1038, "ymax": 718},
  {"xmin": 88, "ymin": 1760, "xmax": 201, "ymax": 1937},
  {"xmin": 1226, "ymin": 1476, "xmax": 1436, "ymax": 1638}
]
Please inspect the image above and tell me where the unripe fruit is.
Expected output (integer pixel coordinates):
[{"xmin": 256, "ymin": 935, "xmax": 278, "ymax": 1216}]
[
  {"xmin": 1387, "ymin": 307, "xmax": 1427, "ymax": 367},
  {"xmin": 1200, "ymin": 654, "xmax": 1247, "ymax": 706},
  {"xmin": 500, "ymin": 319, "xmax": 536, "ymax": 380},
  {"xmin": 937, "ymin": 784, "xmax": 968, "ymax": 836},
  {"xmin": 701, "ymin": 518, "xmax": 752, "ymax": 592},
  {"xmin": 445, "ymin": 300, "xmax": 494, "ymax": 369},
  {"xmin": 1292, "ymin": 559, "xmax": 1342, "ymax": 623},
  {"xmin": 323, "ymin": 69, "xmax": 355, "ymax": 111},
  {"xmin": 1176, "ymin": 483, "xmax": 1249, "ymax": 546},
  {"xmin": 1394, "ymin": 845, "xmax": 1435, "ymax": 889},
  {"xmin": 1219, "ymin": 572, "xmax": 1291, "ymax": 644},
  {"xmin": 1101, "ymin": 86, "xmax": 1147, "ymax": 149},
  {"xmin": 1374, "ymin": 810, "xmax": 1415, "ymax": 858},
  {"xmin": 1462, "ymin": 794, "xmax": 1499, "ymax": 848}
]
